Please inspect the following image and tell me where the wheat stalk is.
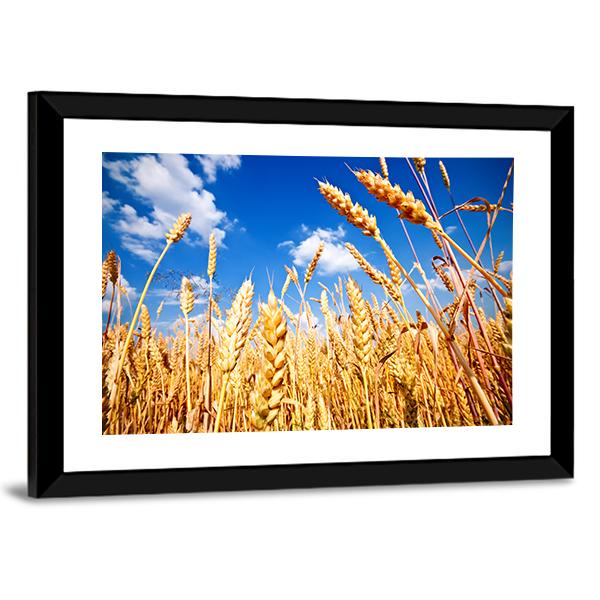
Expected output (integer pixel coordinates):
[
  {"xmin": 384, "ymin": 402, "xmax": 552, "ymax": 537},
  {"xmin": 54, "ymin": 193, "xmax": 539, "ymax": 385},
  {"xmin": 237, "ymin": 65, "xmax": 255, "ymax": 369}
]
[
  {"xmin": 206, "ymin": 231, "xmax": 217, "ymax": 427},
  {"xmin": 180, "ymin": 276, "xmax": 194, "ymax": 413}
]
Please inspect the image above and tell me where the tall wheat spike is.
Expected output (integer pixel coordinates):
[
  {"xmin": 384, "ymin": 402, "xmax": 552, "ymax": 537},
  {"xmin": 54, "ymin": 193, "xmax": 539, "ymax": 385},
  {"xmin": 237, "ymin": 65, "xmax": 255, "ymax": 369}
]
[
  {"xmin": 439, "ymin": 160, "xmax": 451, "ymax": 189},
  {"xmin": 108, "ymin": 213, "xmax": 191, "ymax": 432}
]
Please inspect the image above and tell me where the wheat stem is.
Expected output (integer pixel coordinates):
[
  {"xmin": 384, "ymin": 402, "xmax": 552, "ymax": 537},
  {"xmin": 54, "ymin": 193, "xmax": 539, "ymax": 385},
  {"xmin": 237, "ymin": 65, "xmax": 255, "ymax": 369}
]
[{"xmin": 109, "ymin": 241, "xmax": 172, "ymax": 413}]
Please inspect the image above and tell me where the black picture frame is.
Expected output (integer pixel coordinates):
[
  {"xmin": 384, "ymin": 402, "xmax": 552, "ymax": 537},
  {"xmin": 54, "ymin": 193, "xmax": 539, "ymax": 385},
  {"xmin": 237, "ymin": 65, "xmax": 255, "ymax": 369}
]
[{"xmin": 28, "ymin": 92, "xmax": 574, "ymax": 498}]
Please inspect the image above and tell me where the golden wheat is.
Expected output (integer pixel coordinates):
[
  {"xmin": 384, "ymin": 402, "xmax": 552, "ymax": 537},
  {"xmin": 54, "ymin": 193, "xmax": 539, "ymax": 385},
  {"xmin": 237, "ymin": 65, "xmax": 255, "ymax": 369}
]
[
  {"xmin": 102, "ymin": 159, "xmax": 513, "ymax": 435},
  {"xmin": 252, "ymin": 290, "xmax": 288, "ymax": 430}
]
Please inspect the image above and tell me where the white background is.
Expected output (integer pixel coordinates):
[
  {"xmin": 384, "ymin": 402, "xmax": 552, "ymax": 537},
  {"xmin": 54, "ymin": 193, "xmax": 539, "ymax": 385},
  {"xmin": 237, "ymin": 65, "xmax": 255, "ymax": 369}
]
[
  {"xmin": 64, "ymin": 120, "xmax": 550, "ymax": 471},
  {"xmin": 0, "ymin": 2, "xmax": 595, "ymax": 599}
]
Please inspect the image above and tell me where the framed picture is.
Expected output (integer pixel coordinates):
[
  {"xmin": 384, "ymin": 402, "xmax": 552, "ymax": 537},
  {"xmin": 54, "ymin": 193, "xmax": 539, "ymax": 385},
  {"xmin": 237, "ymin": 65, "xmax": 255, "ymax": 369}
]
[{"xmin": 28, "ymin": 92, "xmax": 573, "ymax": 497}]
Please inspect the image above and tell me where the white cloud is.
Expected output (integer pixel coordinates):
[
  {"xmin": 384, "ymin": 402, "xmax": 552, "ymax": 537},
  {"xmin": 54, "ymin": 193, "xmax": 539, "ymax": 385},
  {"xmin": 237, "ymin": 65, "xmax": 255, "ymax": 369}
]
[
  {"xmin": 287, "ymin": 310, "xmax": 324, "ymax": 335},
  {"xmin": 102, "ymin": 192, "xmax": 118, "ymax": 215},
  {"xmin": 498, "ymin": 259, "xmax": 513, "ymax": 274},
  {"xmin": 285, "ymin": 226, "xmax": 358, "ymax": 276},
  {"xmin": 103, "ymin": 153, "xmax": 231, "ymax": 262},
  {"xmin": 417, "ymin": 277, "xmax": 447, "ymax": 293},
  {"xmin": 120, "ymin": 235, "xmax": 160, "ymax": 264},
  {"xmin": 195, "ymin": 154, "xmax": 241, "ymax": 183},
  {"xmin": 114, "ymin": 204, "xmax": 165, "ymax": 240},
  {"xmin": 189, "ymin": 275, "xmax": 212, "ymax": 291},
  {"xmin": 103, "ymin": 159, "xmax": 133, "ymax": 187},
  {"xmin": 445, "ymin": 225, "xmax": 458, "ymax": 234}
]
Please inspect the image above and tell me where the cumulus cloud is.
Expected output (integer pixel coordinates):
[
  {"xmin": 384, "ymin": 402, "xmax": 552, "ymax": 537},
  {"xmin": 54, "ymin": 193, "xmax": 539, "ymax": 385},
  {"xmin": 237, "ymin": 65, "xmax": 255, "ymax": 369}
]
[
  {"xmin": 103, "ymin": 153, "xmax": 232, "ymax": 263},
  {"xmin": 195, "ymin": 154, "xmax": 241, "ymax": 183},
  {"xmin": 120, "ymin": 235, "xmax": 160, "ymax": 264},
  {"xmin": 417, "ymin": 277, "xmax": 448, "ymax": 293},
  {"xmin": 114, "ymin": 205, "xmax": 165, "ymax": 240},
  {"xmin": 287, "ymin": 310, "xmax": 324, "ymax": 335},
  {"xmin": 102, "ymin": 192, "xmax": 118, "ymax": 215},
  {"xmin": 498, "ymin": 259, "xmax": 513, "ymax": 274},
  {"xmin": 284, "ymin": 225, "xmax": 358, "ymax": 276},
  {"xmin": 189, "ymin": 275, "xmax": 212, "ymax": 291}
]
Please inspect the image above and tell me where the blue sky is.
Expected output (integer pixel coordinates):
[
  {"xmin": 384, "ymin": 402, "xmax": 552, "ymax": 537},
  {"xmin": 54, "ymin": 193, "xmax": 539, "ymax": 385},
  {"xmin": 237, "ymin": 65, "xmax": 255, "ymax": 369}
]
[{"xmin": 102, "ymin": 153, "xmax": 513, "ymax": 331}]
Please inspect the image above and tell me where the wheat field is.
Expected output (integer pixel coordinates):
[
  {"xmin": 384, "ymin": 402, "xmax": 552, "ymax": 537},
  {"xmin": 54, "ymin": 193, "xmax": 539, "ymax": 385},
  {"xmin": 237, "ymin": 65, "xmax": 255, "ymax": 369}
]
[{"xmin": 102, "ymin": 157, "xmax": 513, "ymax": 434}]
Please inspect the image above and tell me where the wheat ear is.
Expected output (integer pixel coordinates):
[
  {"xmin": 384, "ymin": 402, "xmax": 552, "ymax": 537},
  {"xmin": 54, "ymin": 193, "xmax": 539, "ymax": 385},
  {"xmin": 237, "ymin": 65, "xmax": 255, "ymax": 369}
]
[
  {"xmin": 101, "ymin": 259, "xmax": 109, "ymax": 299},
  {"xmin": 345, "ymin": 243, "xmax": 403, "ymax": 304},
  {"xmin": 353, "ymin": 169, "xmax": 440, "ymax": 230},
  {"xmin": 304, "ymin": 241, "xmax": 324, "ymax": 286},
  {"xmin": 439, "ymin": 160, "xmax": 451, "ymax": 189},
  {"xmin": 346, "ymin": 277, "xmax": 374, "ymax": 428},
  {"xmin": 379, "ymin": 156, "xmax": 389, "ymax": 180},
  {"xmin": 252, "ymin": 290, "xmax": 288, "ymax": 430},
  {"xmin": 317, "ymin": 181, "xmax": 380, "ymax": 237},
  {"xmin": 103, "ymin": 250, "xmax": 119, "ymax": 339},
  {"xmin": 412, "ymin": 157, "xmax": 426, "ymax": 174},
  {"xmin": 140, "ymin": 304, "xmax": 151, "ymax": 339},
  {"xmin": 214, "ymin": 278, "xmax": 254, "ymax": 432}
]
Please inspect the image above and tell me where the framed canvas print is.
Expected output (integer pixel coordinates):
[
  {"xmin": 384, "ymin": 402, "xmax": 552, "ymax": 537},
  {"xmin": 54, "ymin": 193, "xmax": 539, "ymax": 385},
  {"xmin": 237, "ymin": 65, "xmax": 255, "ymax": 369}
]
[{"xmin": 28, "ymin": 92, "xmax": 573, "ymax": 497}]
